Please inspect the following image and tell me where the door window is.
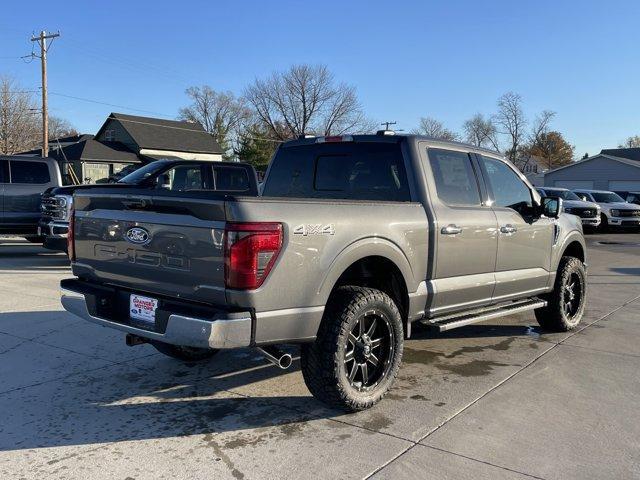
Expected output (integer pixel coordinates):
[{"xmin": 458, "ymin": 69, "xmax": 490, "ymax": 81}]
[
  {"xmin": 9, "ymin": 161, "xmax": 51, "ymax": 184},
  {"xmin": 427, "ymin": 148, "xmax": 481, "ymax": 206},
  {"xmin": 159, "ymin": 165, "xmax": 205, "ymax": 191},
  {"xmin": 480, "ymin": 156, "xmax": 532, "ymax": 213}
]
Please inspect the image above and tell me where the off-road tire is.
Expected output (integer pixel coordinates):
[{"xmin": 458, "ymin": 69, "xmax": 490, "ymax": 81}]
[
  {"xmin": 300, "ymin": 286, "xmax": 404, "ymax": 412},
  {"xmin": 151, "ymin": 341, "xmax": 219, "ymax": 361},
  {"xmin": 535, "ymin": 256, "xmax": 586, "ymax": 332},
  {"xmin": 599, "ymin": 213, "xmax": 609, "ymax": 232}
]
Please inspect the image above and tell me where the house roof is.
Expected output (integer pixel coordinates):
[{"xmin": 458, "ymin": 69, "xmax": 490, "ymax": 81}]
[
  {"xmin": 51, "ymin": 139, "xmax": 140, "ymax": 163},
  {"xmin": 544, "ymin": 153, "xmax": 640, "ymax": 175},
  {"xmin": 600, "ymin": 147, "xmax": 640, "ymax": 161},
  {"xmin": 97, "ymin": 113, "xmax": 223, "ymax": 154}
]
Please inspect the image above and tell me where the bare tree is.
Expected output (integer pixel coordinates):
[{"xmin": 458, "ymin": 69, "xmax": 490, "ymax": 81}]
[
  {"xmin": 0, "ymin": 77, "xmax": 39, "ymax": 154},
  {"xmin": 619, "ymin": 135, "xmax": 640, "ymax": 148},
  {"xmin": 48, "ymin": 116, "xmax": 78, "ymax": 140},
  {"xmin": 412, "ymin": 116, "xmax": 459, "ymax": 141},
  {"xmin": 179, "ymin": 86, "xmax": 251, "ymax": 158},
  {"xmin": 462, "ymin": 113, "xmax": 499, "ymax": 150},
  {"xmin": 529, "ymin": 110, "xmax": 556, "ymax": 146},
  {"xmin": 244, "ymin": 64, "xmax": 370, "ymax": 140},
  {"xmin": 494, "ymin": 92, "xmax": 527, "ymax": 162}
]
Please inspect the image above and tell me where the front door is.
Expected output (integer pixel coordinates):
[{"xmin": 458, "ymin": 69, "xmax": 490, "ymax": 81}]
[
  {"xmin": 423, "ymin": 147, "xmax": 498, "ymax": 316},
  {"xmin": 478, "ymin": 155, "xmax": 554, "ymax": 301}
]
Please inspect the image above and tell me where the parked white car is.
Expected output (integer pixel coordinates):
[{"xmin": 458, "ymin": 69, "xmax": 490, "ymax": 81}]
[
  {"xmin": 536, "ymin": 187, "xmax": 601, "ymax": 229},
  {"xmin": 573, "ymin": 189, "xmax": 640, "ymax": 230}
]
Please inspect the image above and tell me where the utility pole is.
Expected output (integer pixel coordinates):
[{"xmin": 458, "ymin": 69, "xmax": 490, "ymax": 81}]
[
  {"xmin": 381, "ymin": 121, "xmax": 397, "ymax": 131},
  {"xmin": 30, "ymin": 30, "xmax": 60, "ymax": 157}
]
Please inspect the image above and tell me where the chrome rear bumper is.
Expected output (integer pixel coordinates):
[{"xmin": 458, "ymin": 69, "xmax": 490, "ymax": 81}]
[{"xmin": 61, "ymin": 288, "xmax": 252, "ymax": 349}]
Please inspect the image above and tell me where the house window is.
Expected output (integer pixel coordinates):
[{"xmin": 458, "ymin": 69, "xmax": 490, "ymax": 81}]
[{"xmin": 105, "ymin": 129, "xmax": 116, "ymax": 141}]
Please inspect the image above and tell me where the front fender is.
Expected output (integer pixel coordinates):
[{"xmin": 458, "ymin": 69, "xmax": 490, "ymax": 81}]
[
  {"xmin": 317, "ymin": 236, "xmax": 418, "ymax": 304},
  {"xmin": 552, "ymin": 215, "xmax": 587, "ymax": 272}
]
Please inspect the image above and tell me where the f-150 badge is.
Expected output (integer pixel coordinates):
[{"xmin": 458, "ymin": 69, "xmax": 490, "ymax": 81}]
[{"xmin": 293, "ymin": 224, "xmax": 335, "ymax": 236}]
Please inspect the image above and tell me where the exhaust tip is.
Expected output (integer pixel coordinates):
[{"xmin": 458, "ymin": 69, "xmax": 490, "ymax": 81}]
[
  {"xmin": 257, "ymin": 346, "xmax": 292, "ymax": 370},
  {"xmin": 278, "ymin": 353, "xmax": 293, "ymax": 370}
]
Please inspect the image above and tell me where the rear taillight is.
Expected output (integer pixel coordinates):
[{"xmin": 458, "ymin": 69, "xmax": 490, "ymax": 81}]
[
  {"xmin": 224, "ymin": 222, "xmax": 283, "ymax": 290},
  {"xmin": 67, "ymin": 207, "xmax": 76, "ymax": 261}
]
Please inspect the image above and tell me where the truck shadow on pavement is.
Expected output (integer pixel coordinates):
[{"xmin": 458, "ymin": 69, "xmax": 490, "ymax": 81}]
[{"xmin": 0, "ymin": 308, "xmax": 556, "ymax": 452}]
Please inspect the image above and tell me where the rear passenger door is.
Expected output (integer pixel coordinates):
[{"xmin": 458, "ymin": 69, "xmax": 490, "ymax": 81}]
[
  {"xmin": 478, "ymin": 155, "xmax": 554, "ymax": 301},
  {"xmin": 4, "ymin": 160, "xmax": 51, "ymax": 227},
  {"xmin": 423, "ymin": 147, "xmax": 498, "ymax": 316}
]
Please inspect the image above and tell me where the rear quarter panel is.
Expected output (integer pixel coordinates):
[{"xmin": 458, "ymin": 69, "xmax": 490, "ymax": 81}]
[{"xmin": 225, "ymin": 197, "xmax": 429, "ymax": 342}]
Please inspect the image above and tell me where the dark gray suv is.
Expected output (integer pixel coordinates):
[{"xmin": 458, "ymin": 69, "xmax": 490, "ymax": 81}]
[{"xmin": 0, "ymin": 156, "xmax": 61, "ymax": 240}]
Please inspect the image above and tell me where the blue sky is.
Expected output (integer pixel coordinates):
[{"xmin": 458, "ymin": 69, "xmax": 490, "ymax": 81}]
[{"xmin": 1, "ymin": 0, "xmax": 639, "ymax": 156}]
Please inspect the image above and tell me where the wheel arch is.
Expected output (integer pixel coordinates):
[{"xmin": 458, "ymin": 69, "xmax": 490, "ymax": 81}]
[{"xmin": 318, "ymin": 239, "xmax": 416, "ymax": 323}]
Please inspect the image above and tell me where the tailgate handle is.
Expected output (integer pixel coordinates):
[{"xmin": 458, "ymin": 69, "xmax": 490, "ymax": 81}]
[{"xmin": 122, "ymin": 198, "xmax": 150, "ymax": 209}]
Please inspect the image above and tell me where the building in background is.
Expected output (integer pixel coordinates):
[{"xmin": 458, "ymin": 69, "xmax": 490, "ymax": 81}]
[
  {"xmin": 514, "ymin": 154, "xmax": 547, "ymax": 186},
  {"xmin": 543, "ymin": 148, "xmax": 640, "ymax": 191},
  {"xmin": 18, "ymin": 113, "xmax": 223, "ymax": 184}
]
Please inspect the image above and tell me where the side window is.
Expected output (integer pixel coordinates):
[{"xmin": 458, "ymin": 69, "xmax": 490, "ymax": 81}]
[
  {"xmin": 427, "ymin": 148, "xmax": 481, "ymax": 206},
  {"xmin": 213, "ymin": 166, "xmax": 250, "ymax": 191},
  {"xmin": 0, "ymin": 160, "xmax": 8, "ymax": 183},
  {"xmin": 9, "ymin": 161, "xmax": 51, "ymax": 184},
  {"xmin": 158, "ymin": 165, "xmax": 204, "ymax": 191},
  {"xmin": 480, "ymin": 156, "xmax": 532, "ymax": 212}
]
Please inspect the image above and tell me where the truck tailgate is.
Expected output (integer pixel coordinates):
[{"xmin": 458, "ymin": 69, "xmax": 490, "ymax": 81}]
[{"xmin": 71, "ymin": 190, "xmax": 227, "ymax": 305}]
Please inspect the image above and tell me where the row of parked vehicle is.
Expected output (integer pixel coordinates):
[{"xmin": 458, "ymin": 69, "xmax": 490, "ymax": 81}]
[
  {"xmin": 2, "ymin": 138, "xmax": 632, "ymax": 411},
  {"xmin": 535, "ymin": 186, "xmax": 640, "ymax": 232},
  {"xmin": 0, "ymin": 155, "xmax": 259, "ymax": 251}
]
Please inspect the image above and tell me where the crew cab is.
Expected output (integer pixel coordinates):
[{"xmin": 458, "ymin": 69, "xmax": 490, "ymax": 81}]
[
  {"xmin": 614, "ymin": 191, "xmax": 640, "ymax": 206},
  {"xmin": 61, "ymin": 134, "xmax": 587, "ymax": 411},
  {"xmin": 40, "ymin": 159, "xmax": 258, "ymax": 251},
  {"xmin": 0, "ymin": 156, "xmax": 61, "ymax": 242},
  {"xmin": 573, "ymin": 189, "xmax": 640, "ymax": 231},
  {"xmin": 536, "ymin": 187, "xmax": 600, "ymax": 229}
]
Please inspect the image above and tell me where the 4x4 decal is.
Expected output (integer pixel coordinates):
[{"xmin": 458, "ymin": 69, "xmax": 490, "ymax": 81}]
[{"xmin": 293, "ymin": 224, "xmax": 335, "ymax": 236}]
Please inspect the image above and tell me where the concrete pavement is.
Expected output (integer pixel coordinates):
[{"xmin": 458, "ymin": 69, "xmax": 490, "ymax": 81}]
[{"xmin": 0, "ymin": 234, "xmax": 639, "ymax": 479}]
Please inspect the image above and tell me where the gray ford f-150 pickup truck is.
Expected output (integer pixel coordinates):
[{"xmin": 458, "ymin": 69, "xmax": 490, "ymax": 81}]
[{"xmin": 61, "ymin": 133, "xmax": 587, "ymax": 411}]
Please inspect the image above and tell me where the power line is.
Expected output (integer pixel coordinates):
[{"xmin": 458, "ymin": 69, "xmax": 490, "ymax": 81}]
[{"xmin": 49, "ymin": 92, "xmax": 174, "ymax": 118}]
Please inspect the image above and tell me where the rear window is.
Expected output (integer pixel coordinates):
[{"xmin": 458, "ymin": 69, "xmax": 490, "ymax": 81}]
[
  {"xmin": 9, "ymin": 160, "xmax": 51, "ymax": 184},
  {"xmin": 263, "ymin": 142, "xmax": 411, "ymax": 201}
]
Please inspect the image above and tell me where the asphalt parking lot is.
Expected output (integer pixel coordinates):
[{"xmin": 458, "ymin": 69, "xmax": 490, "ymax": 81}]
[{"xmin": 1, "ymin": 233, "xmax": 639, "ymax": 479}]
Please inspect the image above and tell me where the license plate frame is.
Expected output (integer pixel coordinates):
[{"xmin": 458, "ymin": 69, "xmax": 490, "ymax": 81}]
[{"xmin": 129, "ymin": 294, "xmax": 158, "ymax": 327}]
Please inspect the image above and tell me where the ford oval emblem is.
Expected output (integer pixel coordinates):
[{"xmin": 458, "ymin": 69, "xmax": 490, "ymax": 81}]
[{"xmin": 125, "ymin": 227, "xmax": 150, "ymax": 245}]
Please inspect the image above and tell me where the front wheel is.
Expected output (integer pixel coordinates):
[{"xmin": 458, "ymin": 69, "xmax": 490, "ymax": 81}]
[
  {"xmin": 24, "ymin": 236, "xmax": 45, "ymax": 244},
  {"xmin": 151, "ymin": 341, "xmax": 219, "ymax": 361},
  {"xmin": 535, "ymin": 256, "xmax": 586, "ymax": 331},
  {"xmin": 599, "ymin": 213, "xmax": 609, "ymax": 232},
  {"xmin": 300, "ymin": 286, "xmax": 404, "ymax": 412}
]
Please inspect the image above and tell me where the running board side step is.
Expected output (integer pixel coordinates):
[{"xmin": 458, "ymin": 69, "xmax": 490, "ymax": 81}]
[{"xmin": 421, "ymin": 298, "xmax": 547, "ymax": 332}]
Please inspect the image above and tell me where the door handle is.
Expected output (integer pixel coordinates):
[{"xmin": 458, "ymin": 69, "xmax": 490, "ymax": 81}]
[
  {"xmin": 500, "ymin": 224, "xmax": 517, "ymax": 234},
  {"xmin": 441, "ymin": 224, "xmax": 462, "ymax": 235}
]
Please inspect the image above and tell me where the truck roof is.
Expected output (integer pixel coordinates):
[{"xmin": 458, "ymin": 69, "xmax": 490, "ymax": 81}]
[{"xmin": 281, "ymin": 133, "xmax": 502, "ymax": 158}]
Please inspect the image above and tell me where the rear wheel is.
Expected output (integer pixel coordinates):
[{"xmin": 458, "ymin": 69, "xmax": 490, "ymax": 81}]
[
  {"xmin": 151, "ymin": 341, "xmax": 219, "ymax": 361},
  {"xmin": 535, "ymin": 256, "xmax": 586, "ymax": 331},
  {"xmin": 300, "ymin": 286, "xmax": 403, "ymax": 412}
]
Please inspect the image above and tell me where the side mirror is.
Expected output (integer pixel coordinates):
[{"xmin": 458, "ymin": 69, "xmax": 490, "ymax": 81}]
[{"xmin": 542, "ymin": 197, "xmax": 562, "ymax": 219}]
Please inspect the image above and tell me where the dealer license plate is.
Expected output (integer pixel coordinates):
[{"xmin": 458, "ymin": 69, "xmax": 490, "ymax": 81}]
[{"xmin": 130, "ymin": 294, "xmax": 158, "ymax": 327}]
